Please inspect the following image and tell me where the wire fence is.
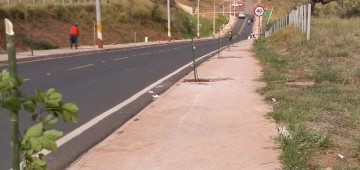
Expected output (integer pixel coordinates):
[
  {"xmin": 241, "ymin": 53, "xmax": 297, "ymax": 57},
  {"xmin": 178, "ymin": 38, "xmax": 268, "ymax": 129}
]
[{"xmin": 265, "ymin": 4, "xmax": 312, "ymax": 41}]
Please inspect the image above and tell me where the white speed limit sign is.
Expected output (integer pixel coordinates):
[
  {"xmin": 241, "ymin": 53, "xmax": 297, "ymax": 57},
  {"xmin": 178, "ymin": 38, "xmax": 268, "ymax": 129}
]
[{"xmin": 254, "ymin": 6, "xmax": 265, "ymax": 16}]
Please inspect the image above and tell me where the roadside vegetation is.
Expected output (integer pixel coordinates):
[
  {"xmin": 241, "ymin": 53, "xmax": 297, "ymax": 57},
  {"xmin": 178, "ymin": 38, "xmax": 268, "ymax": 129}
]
[
  {"xmin": 254, "ymin": 0, "xmax": 360, "ymax": 169},
  {"xmin": 0, "ymin": 0, "xmax": 228, "ymax": 52}
]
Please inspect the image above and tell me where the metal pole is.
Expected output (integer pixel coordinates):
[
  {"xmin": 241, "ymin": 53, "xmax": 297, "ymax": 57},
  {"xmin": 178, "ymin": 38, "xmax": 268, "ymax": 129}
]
[
  {"xmin": 233, "ymin": 4, "xmax": 235, "ymax": 16},
  {"xmin": 96, "ymin": 0, "xmax": 103, "ymax": 48},
  {"xmin": 5, "ymin": 18, "xmax": 20, "ymax": 170},
  {"xmin": 222, "ymin": 3, "xmax": 224, "ymax": 15},
  {"xmin": 307, "ymin": 4, "xmax": 311, "ymax": 41},
  {"xmin": 303, "ymin": 5, "xmax": 307, "ymax": 34},
  {"xmin": 93, "ymin": 22, "xmax": 96, "ymax": 47},
  {"xmin": 257, "ymin": 16, "xmax": 260, "ymax": 38},
  {"xmin": 218, "ymin": 27, "xmax": 221, "ymax": 58},
  {"xmin": 213, "ymin": 2, "xmax": 215, "ymax": 36},
  {"xmin": 229, "ymin": 2, "xmax": 231, "ymax": 16},
  {"xmin": 167, "ymin": 0, "xmax": 171, "ymax": 40},
  {"xmin": 191, "ymin": 37, "xmax": 198, "ymax": 82},
  {"xmin": 197, "ymin": 0, "xmax": 200, "ymax": 37}
]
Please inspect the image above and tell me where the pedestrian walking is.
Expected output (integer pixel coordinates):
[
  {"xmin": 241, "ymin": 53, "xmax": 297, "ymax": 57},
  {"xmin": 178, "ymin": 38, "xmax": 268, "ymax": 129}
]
[
  {"xmin": 69, "ymin": 23, "xmax": 79, "ymax": 49},
  {"xmin": 228, "ymin": 30, "xmax": 233, "ymax": 41}
]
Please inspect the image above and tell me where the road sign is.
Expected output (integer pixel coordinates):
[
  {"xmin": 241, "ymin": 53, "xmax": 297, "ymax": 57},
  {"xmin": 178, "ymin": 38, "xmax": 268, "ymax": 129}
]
[
  {"xmin": 264, "ymin": 10, "xmax": 269, "ymax": 17},
  {"xmin": 254, "ymin": 6, "xmax": 265, "ymax": 16}
]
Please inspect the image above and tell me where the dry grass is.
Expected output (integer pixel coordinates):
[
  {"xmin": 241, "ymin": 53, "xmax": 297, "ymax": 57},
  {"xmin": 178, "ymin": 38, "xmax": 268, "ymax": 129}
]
[{"xmin": 254, "ymin": 4, "xmax": 360, "ymax": 169}]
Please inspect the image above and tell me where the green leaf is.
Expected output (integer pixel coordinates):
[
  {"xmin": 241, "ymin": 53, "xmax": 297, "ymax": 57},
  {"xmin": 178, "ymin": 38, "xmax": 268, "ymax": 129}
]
[
  {"xmin": 35, "ymin": 89, "xmax": 43, "ymax": 101},
  {"xmin": 24, "ymin": 99, "xmax": 36, "ymax": 113},
  {"xmin": 46, "ymin": 88, "xmax": 56, "ymax": 96},
  {"xmin": 34, "ymin": 157, "xmax": 46, "ymax": 167},
  {"xmin": 71, "ymin": 112, "xmax": 78, "ymax": 122},
  {"xmin": 44, "ymin": 129, "xmax": 63, "ymax": 140},
  {"xmin": 60, "ymin": 103, "xmax": 79, "ymax": 122},
  {"xmin": 42, "ymin": 138, "xmax": 57, "ymax": 151},
  {"xmin": 29, "ymin": 137, "xmax": 43, "ymax": 152},
  {"xmin": 46, "ymin": 100, "xmax": 59, "ymax": 107},
  {"xmin": 24, "ymin": 123, "xmax": 43, "ymax": 140},
  {"xmin": 1, "ymin": 69, "xmax": 10, "ymax": 80},
  {"xmin": 62, "ymin": 103, "xmax": 79, "ymax": 113},
  {"xmin": 3, "ymin": 95, "xmax": 21, "ymax": 111},
  {"xmin": 15, "ymin": 75, "xmax": 24, "ymax": 85},
  {"xmin": 61, "ymin": 110, "xmax": 72, "ymax": 122},
  {"xmin": 44, "ymin": 114, "xmax": 53, "ymax": 122},
  {"xmin": 48, "ymin": 92, "xmax": 62, "ymax": 103},
  {"xmin": 0, "ymin": 82, "xmax": 8, "ymax": 90},
  {"xmin": 26, "ymin": 148, "xmax": 34, "ymax": 156},
  {"xmin": 46, "ymin": 118, "xmax": 58, "ymax": 126}
]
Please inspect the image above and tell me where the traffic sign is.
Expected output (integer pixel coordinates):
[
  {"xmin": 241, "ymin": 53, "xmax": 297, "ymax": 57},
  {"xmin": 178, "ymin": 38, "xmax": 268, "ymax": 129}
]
[
  {"xmin": 264, "ymin": 10, "xmax": 269, "ymax": 17},
  {"xmin": 254, "ymin": 6, "xmax": 265, "ymax": 16}
]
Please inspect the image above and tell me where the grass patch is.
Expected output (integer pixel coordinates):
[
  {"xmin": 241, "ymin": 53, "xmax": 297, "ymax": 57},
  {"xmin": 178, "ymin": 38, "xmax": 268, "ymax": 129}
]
[
  {"xmin": 24, "ymin": 39, "xmax": 59, "ymax": 50},
  {"xmin": 253, "ymin": 15, "xmax": 360, "ymax": 169}
]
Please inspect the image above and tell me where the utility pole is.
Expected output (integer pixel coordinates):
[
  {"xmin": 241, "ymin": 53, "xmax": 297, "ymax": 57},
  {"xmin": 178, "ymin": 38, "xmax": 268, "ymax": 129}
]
[
  {"xmin": 197, "ymin": 0, "xmax": 200, "ymax": 37},
  {"xmin": 96, "ymin": 0, "xmax": 103, "ymax": 48},
  {"xmin": 213, "ymin": 2, "xmax": 215, "ymax": 36},
  {"xmin": 167, "ymin": 0, "xmax": 171, "ymax": 40},
  {"xmin": 229, "ymin": 1, "xmax": 231, "ymax": 16}
]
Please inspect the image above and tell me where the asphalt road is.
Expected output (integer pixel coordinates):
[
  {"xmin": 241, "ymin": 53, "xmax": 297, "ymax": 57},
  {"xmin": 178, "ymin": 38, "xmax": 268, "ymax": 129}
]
[{"xmin": 0, "ymin": 16, "xmax": 253, "ymax": 170}]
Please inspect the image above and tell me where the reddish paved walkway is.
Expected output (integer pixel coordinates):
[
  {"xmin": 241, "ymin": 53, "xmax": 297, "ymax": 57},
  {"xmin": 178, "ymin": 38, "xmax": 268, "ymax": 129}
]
[{"xmin": 67, "ymin": 40, "xmax": 281, "ymax": 170}]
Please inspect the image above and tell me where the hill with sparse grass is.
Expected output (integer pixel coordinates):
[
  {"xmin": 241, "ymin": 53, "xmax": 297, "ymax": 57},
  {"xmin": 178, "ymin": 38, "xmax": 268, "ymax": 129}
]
[
  {"xmin": 0, "ymin": 0, "xmax": 229, "ymax": 53},
  {"xmin": 254, "ymin": 0, "xmax": 360, "ymax": 169}
]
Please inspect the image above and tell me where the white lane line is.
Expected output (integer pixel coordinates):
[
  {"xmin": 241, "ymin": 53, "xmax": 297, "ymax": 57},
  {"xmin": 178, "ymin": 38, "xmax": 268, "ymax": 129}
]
[
  {"xmin": 67, "ymin": 64, "xmax": 94, "ymax": 71},
  {"xmin": 52, "ymin": 49, "xmax": 219, "ymax": 150},
  {"xmin": 24, "ymin": 78, "xmax": 31, "ymax": 81},
  {"xmin": 113, "ymin": 57, "xmax": 128, "ymax": 61}
]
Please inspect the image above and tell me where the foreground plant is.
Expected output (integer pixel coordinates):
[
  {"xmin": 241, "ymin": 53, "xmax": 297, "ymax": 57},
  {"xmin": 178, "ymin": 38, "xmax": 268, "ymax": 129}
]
[{"xmin": 4, "ymin": 18, "xmax": 79, "ymax": 170}]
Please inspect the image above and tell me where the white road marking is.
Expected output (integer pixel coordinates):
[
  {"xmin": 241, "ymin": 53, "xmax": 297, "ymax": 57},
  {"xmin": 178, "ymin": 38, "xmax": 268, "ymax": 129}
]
[
  {"xmin": 67, "ymin": 64, "xmax": 94, "ymax": 71},
  {"xmin": 113, "ymin": 57, "xmax": 128, "ymax": 61}
]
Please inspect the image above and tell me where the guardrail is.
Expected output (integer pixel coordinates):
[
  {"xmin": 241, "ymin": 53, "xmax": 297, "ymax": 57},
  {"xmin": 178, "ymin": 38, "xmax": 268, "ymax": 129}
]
[{"xmin": 265, "ymin": 4, "xmax": 312, "ymax": 41}]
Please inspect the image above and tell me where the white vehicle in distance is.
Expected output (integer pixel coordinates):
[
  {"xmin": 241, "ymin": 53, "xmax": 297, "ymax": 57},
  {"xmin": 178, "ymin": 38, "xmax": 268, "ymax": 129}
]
[
  {"xmin": 238, "ymin": 12, "xmax": 246, "ymax": 19},
  {"xmin": 231, "ymin": 2, "xmax": 242, "ymax": 7}
]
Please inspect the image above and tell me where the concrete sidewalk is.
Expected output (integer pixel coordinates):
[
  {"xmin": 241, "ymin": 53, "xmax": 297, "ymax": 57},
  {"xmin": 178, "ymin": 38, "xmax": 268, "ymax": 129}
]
[{"xmin": 67, "ymin": 40, "xmax": 281, "ymax": 170}]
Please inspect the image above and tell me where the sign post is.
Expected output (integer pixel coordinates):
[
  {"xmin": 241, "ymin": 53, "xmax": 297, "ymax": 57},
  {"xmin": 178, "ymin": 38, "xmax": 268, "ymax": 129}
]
[{"xmin": 254, "ymin": 5, "xmax": 265, "ymax": 38}]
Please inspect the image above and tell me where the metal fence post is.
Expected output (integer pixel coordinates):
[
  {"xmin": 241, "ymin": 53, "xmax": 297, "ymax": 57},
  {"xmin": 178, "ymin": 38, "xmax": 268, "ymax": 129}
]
[
  {"xmin": 307, "ymin": 4, "xmax": 311, "ymax": 41},
  {"xmin": 303, "ymin": 5, "xmax": 307, "ymax": 33}
]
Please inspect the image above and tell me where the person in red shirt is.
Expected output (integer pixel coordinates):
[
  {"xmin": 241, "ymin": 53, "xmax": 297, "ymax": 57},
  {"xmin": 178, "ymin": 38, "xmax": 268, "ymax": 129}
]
[{"xmin": 69, "ymin": 23, "xmax": 79, "ymax": 49}]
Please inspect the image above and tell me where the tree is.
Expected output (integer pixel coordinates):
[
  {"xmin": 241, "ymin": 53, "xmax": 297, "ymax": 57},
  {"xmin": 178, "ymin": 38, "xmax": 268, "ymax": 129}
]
[{"xmin": 311, "ymin": 0, "xmax": 338, "ymax": 13}]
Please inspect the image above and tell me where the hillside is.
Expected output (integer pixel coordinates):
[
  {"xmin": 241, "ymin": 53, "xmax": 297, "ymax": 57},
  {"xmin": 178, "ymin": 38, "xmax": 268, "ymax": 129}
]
[{"xmin": 0, "ymin": 0, "xmax": 228, "ymax": 53}]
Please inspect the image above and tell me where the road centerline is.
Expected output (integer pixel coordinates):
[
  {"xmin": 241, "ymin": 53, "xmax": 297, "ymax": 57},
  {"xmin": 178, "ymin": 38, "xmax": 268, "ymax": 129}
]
[
  {"xmin": 67, "ymin": 64, "xmax": 94, "ymax": 71},
  {"xmin": 113, "ymin": 57, "xmax": 129, "ymax": 61}
]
